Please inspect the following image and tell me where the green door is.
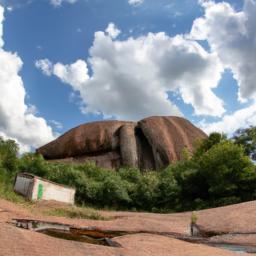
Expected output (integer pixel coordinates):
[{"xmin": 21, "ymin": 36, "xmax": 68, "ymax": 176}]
[{"xmin": 37, "ymin": 183, "xmax": 43, "ymax": 200}]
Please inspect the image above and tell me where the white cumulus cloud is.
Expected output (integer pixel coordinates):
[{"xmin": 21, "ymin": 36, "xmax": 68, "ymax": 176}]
[
  {"xmin": 190, "ymin": 0, "xmax": 256, "ymax": 102},
  {"xmin": 128, "ymin": 0, "xmax": 144, "ymax": 6},
  {"xmin": 199, "ymin": 102, "xmax": 256, "ymax": 136},
  {"xmin": 49, "ymin": 120, "xmax": 63, "ymax": 130},
  {"xmin": 105, "ymin": 23, "xmax": 121, "ymax": 39},
  {"xmin": 36, "ymin": 23, "xmax": 225, "ymax": 120},
  {"xmin": 35, "ymin": 59, "xmax": 53, "ymax": 76},
  {"xmin": 53, "ymin": 60, "xmax": 89, "ymax": 91},
  {"xmin": 50, "ymin": 0, "xmax": 77, "ymax": 7},
  {"xmin": 0, "ymin": 5, "xmax": 55, "ymax": 152}
]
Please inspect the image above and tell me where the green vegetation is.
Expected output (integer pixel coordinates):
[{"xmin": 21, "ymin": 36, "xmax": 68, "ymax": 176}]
[
  {"xmin": 0, "ymin": 137, "xmax": 19, "ymax": 173},
  {"xmin": 45, "ymin": 207, "xmax": 109, "ymax": 220},
  {"xmin": 0, "ymin": 138, "xmax": 26, "ymax": 204},
  {"xmin": 169, "ymin": 133, "xmax": 256, "ymax": 210},
  {"xmin": 0, "ymin": 170, "xmax": 26, "ymax": 203},
  {"xmin": 191, "ymin": 211, "xmax": 198, "ymax": 225},
  {"xmin": 232, "ymin": 126, "xmax": 256, "ymax": 160},
  {"xmin": 0, "ymin": 128, "xmax": 256, "ymax": 212}
]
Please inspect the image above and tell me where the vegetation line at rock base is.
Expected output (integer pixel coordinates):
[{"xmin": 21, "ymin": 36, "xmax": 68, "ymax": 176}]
[
  {"xmin": 0, "ymin": 170, "xmax": 27, "ymax": 204},
  {"xmin": 45, "ymin": 207, "xmax": 110, "ymax": 220},
  {"xmin": 0, "ymin": 127, "xmax": 256, "ymax": 212}
]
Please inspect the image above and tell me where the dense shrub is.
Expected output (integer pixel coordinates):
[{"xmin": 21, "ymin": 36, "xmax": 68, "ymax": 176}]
[
  {"xmin": 199, "ymin": 141, "xmax": 255, "ymax": 198},
  {"xmin": 0, "ymin": 137, "xmax": 19, "ymax": 173},
  {"xmin": 131, "ymin": 172, "xmax": 160, "ymax": 211},
  {"xmin": 232, "ymin": 126, "xmax": 256, "ymax": 160},
  {"xmin": 19, "ymin": 153, "xmax": 50, "ymax": 177},
  {"xmin": 171, "ymin": 136, "xmax": 256, "ymax": 210},
  {"xmin": 158, "ymin": 168, "xmax": 182, "ymax": 210},
  {"xmin": 0, "ymin": 168, "xmax": 26, "ymax": 203}
]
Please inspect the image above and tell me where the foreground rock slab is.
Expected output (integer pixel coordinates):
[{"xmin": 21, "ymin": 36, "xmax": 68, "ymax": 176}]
[
  {"xmin": 0, "ymin": 199, "xmax": 256, "ymax": 255},
  {"xmin": 0, "ymin": 223, "xmax": 245, "ymax": 256}
]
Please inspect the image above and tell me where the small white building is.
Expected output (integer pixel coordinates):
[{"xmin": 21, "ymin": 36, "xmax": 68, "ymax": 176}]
[{"xmin": 14, "ymin": 173, "xmax": 76, "ymax": 205}]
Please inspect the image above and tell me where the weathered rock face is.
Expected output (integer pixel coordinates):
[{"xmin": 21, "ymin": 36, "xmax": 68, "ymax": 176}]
[
  {"xmin": 138, "ymin": 116, "xmax": 207, "ymax": 169},
  {"xmin": 37, "ymin": 116, "xmax": 207, "ymax": 170}
]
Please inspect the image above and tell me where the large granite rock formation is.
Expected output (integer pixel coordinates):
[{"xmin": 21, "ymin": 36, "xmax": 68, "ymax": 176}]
[{"xmin": 37, "ymin": 116, "xmax": 207, "ymax": 170}]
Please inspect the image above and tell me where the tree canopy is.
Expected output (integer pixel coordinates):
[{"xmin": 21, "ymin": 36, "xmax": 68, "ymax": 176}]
[{"xmin": 232, "ymin": 126, "xmax": 256, "ymax": 160}]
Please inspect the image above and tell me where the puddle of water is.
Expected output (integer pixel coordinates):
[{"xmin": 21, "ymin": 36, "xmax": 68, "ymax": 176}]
[
  {"xmin": 13, "ymin": 219, "xmax": 122, "ymax": 248},
  {"xmin": 39, "ymin": 229, "xmax": 112, "ymax": 246},
  {"xmin": 13, "ymin": 219, "xmax": 256, "ymax": 252},
  {"xmin": 70, "ymin": 227, "xmax": 129, "ymax": 239},
  {"xmin": 190, "ymin": 224, "xmax": 256, "ymax": 254},
  {"xmin": 178, "ymin": 234, "xmax": 256, "ymax": 254},
  {"xmin": 211, "ymin": 243, "xmax": 256, "ymax": 254},
  {"xmin": 41, "ymin": 229, "xmax": 122, "ymax": 247}
]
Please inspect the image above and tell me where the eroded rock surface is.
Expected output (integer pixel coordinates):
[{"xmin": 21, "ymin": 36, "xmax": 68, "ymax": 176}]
[
  {"xmin": 37, "ymin": 116, "xmax": 207, "ymax": 170},
  {"xmin": 1, "ymin": 199, "xmax": 255, "ymax": 256}
]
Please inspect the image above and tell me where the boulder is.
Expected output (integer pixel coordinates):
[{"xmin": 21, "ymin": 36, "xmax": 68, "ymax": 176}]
[
  {"xmin": 38, "ymin": 120, "xmax": 132, "ymax": 160},
  {"xmin": 37, "ymin": 116, "xmax": 207, "ymax": 170},
  {"xmin": 138, "ymin": 116, "xmax": 207, "ymax": 169}
]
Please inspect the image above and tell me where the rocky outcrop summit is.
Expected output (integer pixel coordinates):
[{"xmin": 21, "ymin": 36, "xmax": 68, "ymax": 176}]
[{"xmin": 37, "ymin": 116, "xmax": 207, "ymax": 170}]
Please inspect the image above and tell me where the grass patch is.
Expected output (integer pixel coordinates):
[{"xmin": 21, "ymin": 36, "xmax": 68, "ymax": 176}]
[
  {"xmin": 45, "ymin": 207, "xmax": 111, "ymax": 220},
  {"xmin": 191, "ymin": 211, "xmax": 198, "ymax": 225},
  {"xmin": 0, "ymin": 170, "xmax": 27, "ymax": 204}
]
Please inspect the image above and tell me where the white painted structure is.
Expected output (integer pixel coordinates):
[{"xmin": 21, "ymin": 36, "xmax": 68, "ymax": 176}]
[{"xmin": 14, "ymin": 173, "xmax": 76, "ymax": 205}]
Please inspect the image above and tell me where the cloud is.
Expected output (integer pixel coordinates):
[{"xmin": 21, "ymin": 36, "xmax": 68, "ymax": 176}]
[
  {"xmin": 36, "ymin": 23, "xmax": 224, "ymax": 120},
  {"xmin": 35, "ymin": 59, "xmax": 53, "ymax": 76},
  {"xmin": 50, "ymin": 0, "xmax": 77, "ymax": 7},
  {"xmin": 0, "ymin": 5, "xmax": 55, "ymax": 152},
  {"xmin": 53, "ymin": 60, "xmax": 89, "ymax": 91},
  {"xmin": 49, "ymin": 120, "xmax": 63, "ymax": 130},
  {"xmin": 190, "ymin": 0, "xmax": 256, "ymax": 102},
  {"xmin": 6, "ymin": 6, "xmax": 13, "ymax": 12},
  {"xmin": 105, "ymin": 23, "xmax": 121, "ymax": 39},
  {"xmin": 128, "ymin": 0, "xmax": 144, "ymax": 6},
  {"xmin": 36, "ymin": 59, "xmax": 89, "ymax": 91},
  {"xmin": 199, "ymin": 102, "xmax": 256, "ymax": 136}
]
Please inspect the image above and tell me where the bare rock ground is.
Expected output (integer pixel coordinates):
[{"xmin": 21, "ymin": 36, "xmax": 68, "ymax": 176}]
[{"xmin": 1, "ymin": 199, "xmax": 255, "ymax": 256}]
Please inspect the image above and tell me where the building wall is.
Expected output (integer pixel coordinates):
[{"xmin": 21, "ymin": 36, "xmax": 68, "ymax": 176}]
[
  {"xmin": 14, "ymin": 176, "xmax": 34, "ymax": 199},
  {"xmin": 32, "ymin": 178, "xmax": 75, "ymax": 204}
]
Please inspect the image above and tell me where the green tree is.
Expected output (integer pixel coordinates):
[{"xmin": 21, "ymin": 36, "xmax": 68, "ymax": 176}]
[
  {"xmin": 198, "ymin": 141, "xmax": 255, "ymax": 199},
  {"xmin": 158, "ymin": 167, "xmax": 181, "ymax": 210},
  {"xmin": 132, "ymin": 172, "xmax": 160, "ymax": 211},
  {"xmin": 101, "ymin": 174, "xmax": 131, "ymax": 207},
  {"xmin": 0, "ymin": 137, "xmax": 19, "ymax": 172},
  {"xmin": 233, "ymin": 126, "xmax": 256, "ymax": 160},
  {"xmin": 170, "ymin": 139, "xmax": 256, "ymax": 210},
  {"xmin": 19, "ymin": 153, "xmax": 48, "ymax": 176},
  {"xmin": 194, "ymin": 132, "xmax": 227, "ymax": 158}
]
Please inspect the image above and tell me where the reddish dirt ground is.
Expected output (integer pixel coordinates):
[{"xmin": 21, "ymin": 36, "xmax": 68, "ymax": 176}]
[{"xmin": 0, "ymin": 199, "xmax": 255, "ymax": 256}]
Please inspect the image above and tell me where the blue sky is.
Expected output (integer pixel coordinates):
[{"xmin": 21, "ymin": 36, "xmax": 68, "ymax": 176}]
[{"xmin": 0, "ymin": 0, "xmax": 255, "ymax": 152}]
